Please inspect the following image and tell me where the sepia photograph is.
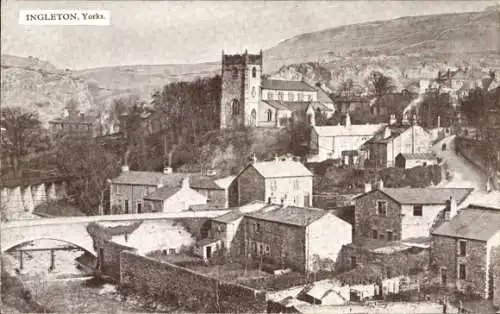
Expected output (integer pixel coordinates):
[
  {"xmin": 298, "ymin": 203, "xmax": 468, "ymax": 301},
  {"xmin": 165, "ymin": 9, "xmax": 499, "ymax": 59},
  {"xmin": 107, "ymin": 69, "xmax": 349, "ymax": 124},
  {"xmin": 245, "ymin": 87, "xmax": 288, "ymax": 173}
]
[{"xmin": 1, "ymin": 0, "xmax": 499, "ymax": 313}]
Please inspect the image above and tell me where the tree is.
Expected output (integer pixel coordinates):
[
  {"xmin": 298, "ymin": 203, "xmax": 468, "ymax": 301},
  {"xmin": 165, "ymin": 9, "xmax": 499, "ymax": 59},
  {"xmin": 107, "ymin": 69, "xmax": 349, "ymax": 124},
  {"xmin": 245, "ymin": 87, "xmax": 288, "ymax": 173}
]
[
  {"xmin": 0, "ymin": 107, "xmax": 43, "ymax": 177},
  {"xmin": 55, "ymin": 137, "xmax": 121, "ymax": 215},
  {"xmin": 366, "ymin": 71, "xmax": 395, "ymax": 115}
]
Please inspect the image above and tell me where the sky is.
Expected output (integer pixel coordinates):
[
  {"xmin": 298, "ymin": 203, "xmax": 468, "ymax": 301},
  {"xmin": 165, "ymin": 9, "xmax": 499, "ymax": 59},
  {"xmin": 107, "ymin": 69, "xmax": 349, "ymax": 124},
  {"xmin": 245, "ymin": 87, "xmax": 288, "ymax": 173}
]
[{"xmin": 1, "ymin": 1, "xmax": 495, "ymax": 70}]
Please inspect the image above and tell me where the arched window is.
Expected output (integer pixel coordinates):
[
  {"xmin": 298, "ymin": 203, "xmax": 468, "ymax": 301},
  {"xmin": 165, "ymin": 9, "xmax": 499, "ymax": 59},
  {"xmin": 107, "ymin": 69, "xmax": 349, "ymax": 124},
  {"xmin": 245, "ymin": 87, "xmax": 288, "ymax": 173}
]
[
  {"xmin": 267, "ymin": 109, "xmax": 273, "ymax": 122},
  {"xmin": 251, "ymin": 109, "xmax": 257, "ymax": 126},
  {"xmin": 232, "ymin": 99, "xmax": 239, "ymax": 116},
  {"xmin": 232, "ymin": 67, "xmax": 238, "ymax": 79},
  {"xmin": 252, "ymin": 67, "xmax": 257, "ymax": 78}
]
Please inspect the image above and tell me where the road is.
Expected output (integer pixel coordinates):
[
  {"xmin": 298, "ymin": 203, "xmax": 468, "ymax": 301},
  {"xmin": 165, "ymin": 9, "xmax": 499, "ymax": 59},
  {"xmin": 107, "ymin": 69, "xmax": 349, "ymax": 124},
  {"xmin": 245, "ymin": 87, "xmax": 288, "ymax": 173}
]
[{"xmin": 432, "ymin": 135, "xmax": 500, "ymax": 207}]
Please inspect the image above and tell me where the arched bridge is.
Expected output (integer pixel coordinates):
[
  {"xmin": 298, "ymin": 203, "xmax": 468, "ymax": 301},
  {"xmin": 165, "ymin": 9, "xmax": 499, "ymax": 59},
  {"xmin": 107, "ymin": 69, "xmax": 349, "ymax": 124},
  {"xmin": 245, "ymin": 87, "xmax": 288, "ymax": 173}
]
[{"xmin": 1, "ymin": 210, "xmax": 230, "ymax": 255}]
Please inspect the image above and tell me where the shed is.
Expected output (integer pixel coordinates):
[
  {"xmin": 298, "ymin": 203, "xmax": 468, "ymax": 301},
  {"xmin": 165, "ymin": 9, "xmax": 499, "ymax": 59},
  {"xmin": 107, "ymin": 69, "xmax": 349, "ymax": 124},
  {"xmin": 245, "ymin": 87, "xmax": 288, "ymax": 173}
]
[{"xmin": 395, "ymin": 153, "xmax": 436, "ymax": 169}]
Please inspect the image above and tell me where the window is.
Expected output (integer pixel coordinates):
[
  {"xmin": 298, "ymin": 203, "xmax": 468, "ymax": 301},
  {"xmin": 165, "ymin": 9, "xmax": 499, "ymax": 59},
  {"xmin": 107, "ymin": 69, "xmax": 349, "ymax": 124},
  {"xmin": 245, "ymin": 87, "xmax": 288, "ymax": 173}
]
[
  {"xmin": 379, "ymin": 233, "xmax": 385, "ymax": 240},
  {"xmin": 288, "ymin": 92, "xmax": 295, "ymax": 101},
  {"xmin": 232, "ymin": 67, "xmax": 238, "ymax": 79},
  {"xmin": 231, "ymin": 99, "xmax": 239, "ymax": 116},
  {"xmin": 351, "ymin": 256, "xmax": 357, "ymax": 268},
  {"xmin": 252, "ymin": 242, "xmax": 257, "ymax": 253},
  {"xmin": 307, "ymin": 94, "xmax": 313, "ymax": 101},
  {"xmin": 413, "ymin": 205, "xmax": 423, "ymax": 216},
  {"xmin": 387, "ymin": 231, "xmax": 393, "ymax": 241},
  {"xmin": 265, "ymin": 245, "xmax": 270, "ymax": 254},
  {"xmin": 253, "ymin": 223, "xmax": 258, "ymax": 233},
  {"xmin": 377, "ymin": 201, "xmax": 387, "ymax": 216},
  {"xmin": 458, "ymin": 264, "xmax": 466, "ymax": 280},
  {"xmin": 168, "ymin": 248, "xmax": 176, "ymax": 255},
  {"xmin": 259, "ymin": 244, "xmax": 264, "ymax": 255},
  {"xmin": 458, "ymin": 240, "xmax": 467, "ymax": 256},
  {"xmin": 298, "ymin": 93, "xmax": 304, "ymax": 101},
  {"xmin": 267, "ymin": 109, "xmax": 273, "ymax": 122},
  {"xmin": 251, "ymin": 86, "xmax": 257, "ymax": 98},
  {"xmin": 256, "ymin": 223, "xmax": 261, "ymax": 233},
  {"xmin": 270, "ymin": 179, "xmax": 277, "ymax": 191},
  {"xmin": 278, "ymin": 91, "xmax": 284, "ymax": 101},
  {"xmin": 372, "ymin": 229, "xmax": 378, "ymax": 239},
  {"xmin": 124, "ymin": 200, "xmax": 129, "ymax": 214},
  {"xmin": 268, "ymin": 92, "xmax": 274, "ymax": 100},
  {"xmin": 293, "ymin": 179, "xmax": 300, "ymax": 190},
  {"xmin": 252, "ymin": 67, "xmax": 257, "ymax": 78}
]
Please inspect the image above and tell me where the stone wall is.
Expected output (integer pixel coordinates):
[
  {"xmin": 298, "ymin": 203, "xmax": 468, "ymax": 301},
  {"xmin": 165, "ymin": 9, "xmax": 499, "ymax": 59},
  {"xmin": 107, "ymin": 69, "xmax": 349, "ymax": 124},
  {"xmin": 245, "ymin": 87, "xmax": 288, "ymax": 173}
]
[
  {"xmin": 120, "ymin": 251, "xmax": 267, "ymax": 313},
  {"xmin": 238, "ymin": 166, "xmax": 265, "ymax": 206},
  {"xmin": 339, "ymin": 244, "xmax": 429, "ymax": 276},
  {"xmin": 430, "ymin": 235, "xmax": 489, "ymax": 298},
  {"xmin": 493, "ymin": 246, "xmax": 500, "ymax": 308},
  {"xmin": 354, "ymin": 190, "xmax": 402, "ymax": 243},
  {"xmin": 101, "ymin": 239, "xmax": 137, "ymax": 280}
]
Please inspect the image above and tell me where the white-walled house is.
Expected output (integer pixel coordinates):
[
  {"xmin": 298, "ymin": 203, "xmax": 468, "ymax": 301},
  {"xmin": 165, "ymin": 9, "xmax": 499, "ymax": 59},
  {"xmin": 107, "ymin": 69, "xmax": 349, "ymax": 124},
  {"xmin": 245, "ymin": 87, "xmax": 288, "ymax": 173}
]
[
  {"xmin": 143, "ymin": 177, "xmax": 208, "ymax": 212},
  {"xmin": 310, "ymin": 115, "xmax": 385, "ymax": 161}
]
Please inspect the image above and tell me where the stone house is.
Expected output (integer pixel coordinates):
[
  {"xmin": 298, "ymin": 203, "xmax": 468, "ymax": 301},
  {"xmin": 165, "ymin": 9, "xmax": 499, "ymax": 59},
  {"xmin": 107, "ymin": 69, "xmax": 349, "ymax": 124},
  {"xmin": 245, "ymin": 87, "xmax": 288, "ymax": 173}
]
[
  {"xmin": 109, "ymin": 166, "xmax": 220, "ymax": 214},
  {"xmin": 431, "ymin": 204, "xmax": 500, "ymax": 299},
  {"xmin": 189, "ymin": 175, "xmax": 227, "ymax": 207},
  {"xmin": 143, "ymin": 177, "xmax": 208, "ymax": 213},
  {"xmin": 309, "ymin": 114, "xmax": 385, "ymax": 162},
  {"xmin": 230, "ymin": 158, "xmax": 313, "ymax": 207},
  {"xmin": 395, "ymin": 152, "xmax": 437, "ymax": 169},
  {"xmin": 49, "ymin": 109, "xmax": 102, "ymax": 140},
  {"xmin": 202, "ymin": 201, "xmax": 280, "ymax": 259},
  {"xmin": 243, "ymin": 205, "xmax": 352, "ymax": 273},
  {"xmin": 354, "ymin": 186, "xmax": 473, "ymax": 244},
  {"xmin": 365, "ymin": 122, "xmax": 432, "ymax": 168}
]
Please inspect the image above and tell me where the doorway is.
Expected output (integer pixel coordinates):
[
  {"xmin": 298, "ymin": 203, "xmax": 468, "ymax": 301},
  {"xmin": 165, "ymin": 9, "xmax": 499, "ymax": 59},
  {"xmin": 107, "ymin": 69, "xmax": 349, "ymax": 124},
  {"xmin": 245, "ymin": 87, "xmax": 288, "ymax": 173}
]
[
  {"xmin": 206, "ymin": 246, "xmax": 212, "ymax": 260},
  {"xmin": 441, "ymin": 268, "xmax": 447, "ymax": 286}
]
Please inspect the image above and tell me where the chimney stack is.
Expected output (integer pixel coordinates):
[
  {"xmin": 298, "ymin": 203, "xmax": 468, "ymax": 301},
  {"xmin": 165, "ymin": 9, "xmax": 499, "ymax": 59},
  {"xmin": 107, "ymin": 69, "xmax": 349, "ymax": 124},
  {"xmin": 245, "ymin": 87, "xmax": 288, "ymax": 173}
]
[
  {"xmin": 389, "ymin": 114, "xmax": 397, "ymax": 126},
  {"xmin": 163, "ymin": 167, "xmax": 173, "ymax": 174},
  {"xmin": 383, "ymin": 126, "xmax": 392, "ymax": 139},
  {"xmin": 121, "ymin": 165, "xmax": 129, "ymax": 172},
  {"xmin": 345, "ymin": 113, "xmax": 351, "ymax": 128},
  {"xmin": 182, "ymin": 177, "xmax": 190, "ymax": 189},
  {"xmin": 364, "ymin": 182, "xmax": 372, "ymax": 193},
  {"xmin": 252, "ymin": 153, "xmax": 257, "ymax": 163},
  {"xmin": 274, "ymin": 154, "xmax": 280, "ymax": 163},
  {"xmin": 377, "ymin": 178, "xmax": 384, "ymax": 190},
  {"xmin": 449, "ymin": 196, "xmax": 458, "ymax": 219},
  {"xmin": 157, "ymin": 178, "xmax": 164, "ymax": 188}
]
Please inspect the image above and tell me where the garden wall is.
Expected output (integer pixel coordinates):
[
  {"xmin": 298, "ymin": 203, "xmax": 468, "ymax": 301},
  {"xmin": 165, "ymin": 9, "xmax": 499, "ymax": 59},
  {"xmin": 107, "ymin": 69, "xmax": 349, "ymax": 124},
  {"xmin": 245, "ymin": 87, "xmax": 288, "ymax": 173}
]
[{"xmin": 119, "ymin": 251, "xmax": 267, "ymax": 313}]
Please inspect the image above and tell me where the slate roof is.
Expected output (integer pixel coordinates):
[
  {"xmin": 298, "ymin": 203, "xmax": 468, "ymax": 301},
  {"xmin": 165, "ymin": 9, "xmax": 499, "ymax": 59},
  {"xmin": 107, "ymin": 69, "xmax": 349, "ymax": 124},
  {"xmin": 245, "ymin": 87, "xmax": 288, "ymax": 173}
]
[
  {"xmin": 367, "ymin": 126, "xmax": 409, "ymax": 144},
  {"xmin": 110, "ymin": 171, "xmax": 184, "ymax": 186},
  {"xmin": 377, "ymin": 187, "xmax": 473, "ymax": 205},
  {"xmin": 397, "ymin": 153, "xmax": 435, "ymax": 160},
  {"xmin": 212, "ymin": 201, "xmax": 277, "ymax": 223},
  {"xmin": 214, "ymin": 175, "xmax": 236, "ymax": 189},
  {"xmin": 250, "ymin": 160, "xmax": 313, "ymax": 178},
  {"xmin": 143, "ymin": 185, "xmax": 182, "ymax": 201},
  {"xmin": 261, "ymin": 79, "xmax": 316, "ymax": 92},
  {"xmin": 189, "ymin": 175, "xmax": 223, "ymax": 190},
  {"xmin": 245, "ymin": 205, "xmax": 327, "ymax": 227},
  {"xmin": 432, "ymin": 206, "xmax": 500, "ymax": 241},
  {"xmin": 313, "ymin": 124, "xmax": 385, "ymax": 137},
  {"xmin": 315, "ymin": 87, "xmax": 334, "ymax": 103},
  {"xmin": 49, "ymin": 114, "xmax": 98, "ymax": 125}
]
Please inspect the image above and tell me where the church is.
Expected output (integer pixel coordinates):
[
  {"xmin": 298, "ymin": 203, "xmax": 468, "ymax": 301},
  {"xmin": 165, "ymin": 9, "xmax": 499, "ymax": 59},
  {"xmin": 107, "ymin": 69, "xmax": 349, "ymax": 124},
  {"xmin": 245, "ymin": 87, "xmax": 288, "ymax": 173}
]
[{"xmin": 220, "ymin": 50, "xmax": 335, "ymax": 129}]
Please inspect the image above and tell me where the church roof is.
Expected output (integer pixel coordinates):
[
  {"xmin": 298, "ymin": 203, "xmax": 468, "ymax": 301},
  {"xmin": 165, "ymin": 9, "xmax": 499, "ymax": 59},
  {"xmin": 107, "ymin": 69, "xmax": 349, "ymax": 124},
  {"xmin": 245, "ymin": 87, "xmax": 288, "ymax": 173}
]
[{"xmin": 261, "ymin": 79, "xmax": 316, "ymax": 92}]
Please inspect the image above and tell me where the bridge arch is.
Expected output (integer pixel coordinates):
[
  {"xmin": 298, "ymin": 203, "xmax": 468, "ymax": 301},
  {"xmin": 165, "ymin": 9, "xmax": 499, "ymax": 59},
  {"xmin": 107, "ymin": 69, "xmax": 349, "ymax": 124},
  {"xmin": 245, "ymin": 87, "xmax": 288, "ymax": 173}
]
[{"xmin": 3, "ymin": 237, "xmax": 96, "ymax": 256}]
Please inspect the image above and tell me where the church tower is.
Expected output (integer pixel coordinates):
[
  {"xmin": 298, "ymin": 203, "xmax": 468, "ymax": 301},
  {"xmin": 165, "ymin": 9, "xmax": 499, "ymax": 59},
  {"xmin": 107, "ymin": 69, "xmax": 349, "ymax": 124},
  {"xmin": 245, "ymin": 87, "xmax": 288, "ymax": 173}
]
[{"xmin": 220, "ymin": 49, "xmax": 262, "ymax": 129}]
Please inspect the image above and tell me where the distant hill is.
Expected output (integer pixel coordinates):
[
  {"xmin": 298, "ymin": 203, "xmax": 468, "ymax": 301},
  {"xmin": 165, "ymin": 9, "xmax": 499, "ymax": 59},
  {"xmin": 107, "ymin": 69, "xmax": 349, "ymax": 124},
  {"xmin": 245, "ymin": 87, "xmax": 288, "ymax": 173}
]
[
  {"xmin": 263, "ymin": 10, "xmax": 500, "ymax": 73},
  {"xmin": 2, "ymin": 9, "xmax": 499, "ymax": 126}
]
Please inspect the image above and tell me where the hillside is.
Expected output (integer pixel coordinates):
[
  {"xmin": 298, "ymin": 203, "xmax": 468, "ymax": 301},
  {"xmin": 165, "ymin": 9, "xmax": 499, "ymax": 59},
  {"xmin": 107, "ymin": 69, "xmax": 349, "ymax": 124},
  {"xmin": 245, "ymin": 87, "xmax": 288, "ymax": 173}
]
[{"xmin": 263, "ymin": 10, "xmax": 500, "ymax": 73}]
